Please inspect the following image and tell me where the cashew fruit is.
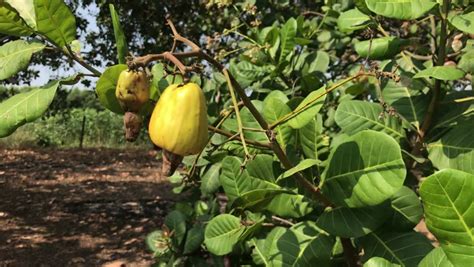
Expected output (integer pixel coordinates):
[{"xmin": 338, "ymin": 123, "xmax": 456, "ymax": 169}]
[
  {"xmin": 149, "ymin": 83, "xmax": 208, "ymax": 156},
  {"xmin": 115, "ymin": 69, "xmax": 150, "ymax": 112}
]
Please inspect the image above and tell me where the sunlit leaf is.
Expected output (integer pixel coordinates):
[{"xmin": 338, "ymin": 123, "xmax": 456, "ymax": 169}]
[
  {"xmin": 420, "ymin": 169, "xmax": 474, "ymax": 266},
  {"xmin": 0, "ymin": 40, "xmax": 45, "ymax": 80},
  {"xmin": 0, "ymin": 81, "xmax": 59, "ymax": 137}
]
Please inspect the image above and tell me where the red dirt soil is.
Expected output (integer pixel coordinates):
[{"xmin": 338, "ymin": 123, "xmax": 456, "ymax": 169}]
[{"xmin": 0, "ymin": 148, "xmax": 175, "ymax": 267}]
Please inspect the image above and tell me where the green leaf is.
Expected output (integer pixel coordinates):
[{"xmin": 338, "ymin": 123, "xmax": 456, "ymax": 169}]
[
  {"xmin": 264, "ymin": 90, "xmax": 289, "ymax": 104},
  {"xmin": 277, "ymin": 159, "xmax": 320, "ymax": 182},
  {"xmin": 418, "ymin": 247, "xmax": 454, "ymax": 267},
  {"xmin": 363, "ymin": 257, "xmax": 401, "ymax": 267},
  {"xmin": 359, "ymin": 231, "xmax": 434, "ymax": 266},
  {"xmin": 219, "ymin": 156, "xmax": 279, "ymax": 203},
  {"xmin": 0, "ymin": 40, "xmax": 45, "ymax": 80},
  {"xmin": 365, "ymin": 0, "xmax": 437, "ymax": 20},
  {"xmin": 0, "ymin": 3, "xmax": 32, "ymax": 36},
  {"xmin": 322, "ymin": 130, "xmax": 406, "ymax": 208},
  {"xmin": 246, "ymin": 154, "xmax": 281, "ymax": 183},
  {"xmin": 263, "ymin": 97, "xmax": 293, "ymax": 148},
  {"xmin": 428, "ymin": 123, "xmax": 474, "ymax": 173},
  {"xmin": 419, "ymin": 169, "xmax": 474, "ymax": 266},
  {"xmin": 204, "ymin": 214, "xmax": 245, "ymax": 256},
  {"xmin": 316, "ymin": 203, "xmax": 391, "ymax": 238},
  {"xmin": 355, "ymin": 0, "xmax": 372, "ymax": 14},
  {"xmin": 288, "ymin": 86, "xmax": 327, "ymax": 129},
  {"xmin": 413, "ymin": 66, "xmax": 465, "ymax": 80},
  {"xmin": 279, "ymin": 17, "xmax": 297, "ymax": 63},
  {"xmin": 298, "ymin": 116, "xmax": 326, "ymax": 159},
  {"xmin": 5, "ymin": 0, "xmax": 36, "ymax": 30},
  {"xmin": 266, "ymin": 193, "xmax": 314, "ymax": 218},
  {"xmin": 295, "ymin": 51, "xmax": 330, "ymax": 75},
  {"xmin": 459, "ymin": 50, "xmax": 474, "ymax": 73},
  {"xmin": 337, "ymin": 8, "xmax": 371, "ymax": 32},
  {"xmin": 354, "ymin": 37, "xmax": 405, "ymax": 60},
  {"xmin": 223, "ymin": 101, "xmax": 267, "ymax": 142},
  {"xmin": 232, "ymin": 188, "xmax": 292, "ymax": 211},
  {"xmin": 335, "ymin": 100, "xmax": 405, "ymax": 139},
  {"xmin": 96, "ymin": 64, "xmax": 127, "ymax": 114},
  {"xmin": 449, "ymin": 11, "xmax": 474, "ymax": 34},
  {"xmin": 382, "ymin": 77, "xmax": 429, "ymax": 131},
  {"xmin": 0, "ymin": 81, "xmax": 59, "ymax": 137},
  {"xmin": 35, "ymin": 0, "xmax": 77, "ymax": 47},
  {"xmin": 164, "ymin": 210, "xmax": 187, "ymax": 250},
  {"xmin": 200, "ymin": 163, "xmax": 221, "ymax": 195},
  {"xmin": 183, "ymin": 224, "xmax": 205, "ymax": 254},
  {"xmin": 109, "ymin": 4, "xmax": 128, "ymax": 64},
  {"xmin": 385, "ymin": 186, "xmax": 423, "ymax": 231},
  {"xmin": 265, "ymin": 221, "xmax": 335, "ymax": 266},
  {"xmin": 251, "ymin": 227, "xmax": 287, "ymax": 265}
]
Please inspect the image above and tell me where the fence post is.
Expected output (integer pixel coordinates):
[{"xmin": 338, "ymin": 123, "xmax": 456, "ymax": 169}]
[{"xmin": 79, "ymin": 114, "xmax": 86, "ymax": 149}]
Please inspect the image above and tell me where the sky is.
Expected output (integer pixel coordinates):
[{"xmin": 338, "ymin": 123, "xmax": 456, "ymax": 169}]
[{"xmin": 29, "ymin": 3, "xmax": 104, "ymax": 87}]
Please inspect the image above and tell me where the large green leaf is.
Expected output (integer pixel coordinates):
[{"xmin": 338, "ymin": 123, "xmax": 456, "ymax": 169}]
[
  {"xmin": 0, "ymin": 81, "xmax": 59, "ymax": 137},
  {"xmin": 5, "ymin": 0, "xmax": 36, "ymax": 30},
  {"xmin": 279, "ymin": 17, "xmax": 297, "ymax": 63},
  {"xmin": 0, "ymin": 3, "xmax": 32, "ymax": 36},
  {"xmin": 316, "ymin": 203, "xmax": 391, "ymax": 238},
  {"xmin": 288, "ymin": 86, "xmax": 327, "ymax": 129},
  {"xmin": 354, "ymin": 37, "xmax": 405, "ymax": 60},
  {"xmin": 35, "ymin": 0, "xmax": 77, "ymax": 47},
  {"xmin": 358, "ymin": 231, "xmax": 434, "ymax": 266},
  {"xmin": 109, "ymin": 4, "xmax": 128, "ymax": 64},
  {"xmin": 365, "ymin": 0, "xmax": 437, "ymax": 20},
  {"xmin": 200, "ymin": 163, "xmax": 221, "ymax": 195},
  {"xmin": 322, "ymin": 130, "xmax": 406, "ymax": 208},
  {"xmin": 298, "ymin": 116, "xmax": 327, "ymax": 159},
  {"xmin": 428, "ymin": 123, "xmax": 474, "ymax": 173},
  {"xmin": 335, "ymin": 100, "xmax": 405, "ymax": 139},
  {"xmin": 251, "ymin": 227, "xmax": 287, "ymax": 265},
  {"xmin": 244, "ymin": 155, "xmax": 314, "ymax": 218},
  {"xmin": 413, "ymin": 66, "xmax": 465, "ymax": 81},
  {"xmin": 419, "ymin": 169, "xmax": 474, "ymax": 266},
  {"xmin": 277, "ymin": 159, "xmax": 320, "ymax": 182},
  {"xmin": 263, "ymin": 97, "xmax": 293, "ymax": 148},
  {"xmin": 204, "ymin": 214, "xmax": 245, "ymax": 256},
  {"xmin": 382, "ymin": 77, "xmax": 429, "ymax": 131},
  {"xmin": 164, "ymin": 210, "xmax": 187, "ymax": 250},
  {"xmin": 219, "ymin": 156, "xmax": 279, "ymax": 202},
  {"xmin": 432, "ymin": 91, "xmax": 474, "ymax": 129},
  {"xmin": 337, "ymin": 8, "xmax": 371, "ymax": 32},
  {"xmin": 385, "ymin": 186, "xmax": 423, "ymax": 231},
  {"xmin": 183, "ymin": 224, "xmax": 205, "ymax": 254},
  {"xmin": 266, "ymin": 193, "xmax": 314, "ymax": 218},
  {"xmin": 0, "ymin": 40, "xmax": 45, "ymax": 80},
  {"xmin": 223, "ymin": 101, "xmax": 267, "ymax": 142},
  {"xmin": 449, "ymin": 11, "xmax": 474, "ymax": 34},
  {"xmin": 418, "ymin": 247, "xmax": 454, "ymax": 267},
  {"xmin": 246, "ymin": 154, "xmax": 281, "ymax": 183},
  {"xmin": 258, "ymin": 221, "xmax": 334, "ymax": 266},
  {"xmin": 96, "ymin": 64, "xmax": 126, "ymax": 114}
]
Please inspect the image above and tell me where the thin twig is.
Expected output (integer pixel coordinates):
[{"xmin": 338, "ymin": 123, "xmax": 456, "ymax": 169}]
[
  {"xmin": 208, "ymin": 125, "xmax": 272, "ymax": 149},
  {"xmin": 223, "ymin": 69, "xmax": 251, "ymax": 159}
]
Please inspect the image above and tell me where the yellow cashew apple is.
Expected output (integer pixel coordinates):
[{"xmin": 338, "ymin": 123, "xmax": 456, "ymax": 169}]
[
  {"xmin": 149, "ymin": 82, "xmax": 208, "ymax": 156},
  {"xmin": 115, "ymin": 69, "xmax": 150, "ymax": 112}
]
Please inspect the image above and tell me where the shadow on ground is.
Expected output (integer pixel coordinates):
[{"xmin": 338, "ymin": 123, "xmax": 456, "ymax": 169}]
[{"xmin": 0, "ymin": 148, "xmax": 176, "ymax": 266}]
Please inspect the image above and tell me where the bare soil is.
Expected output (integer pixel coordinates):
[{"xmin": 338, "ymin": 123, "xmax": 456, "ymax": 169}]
[{"xmin": 0, "ymin": 148, "xmax": 175, "ymax": 267}]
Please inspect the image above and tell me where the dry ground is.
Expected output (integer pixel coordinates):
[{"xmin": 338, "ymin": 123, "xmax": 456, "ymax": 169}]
[{"xmin": 0, "ymin": 148, "xmax": 175, "ymax": 267}]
